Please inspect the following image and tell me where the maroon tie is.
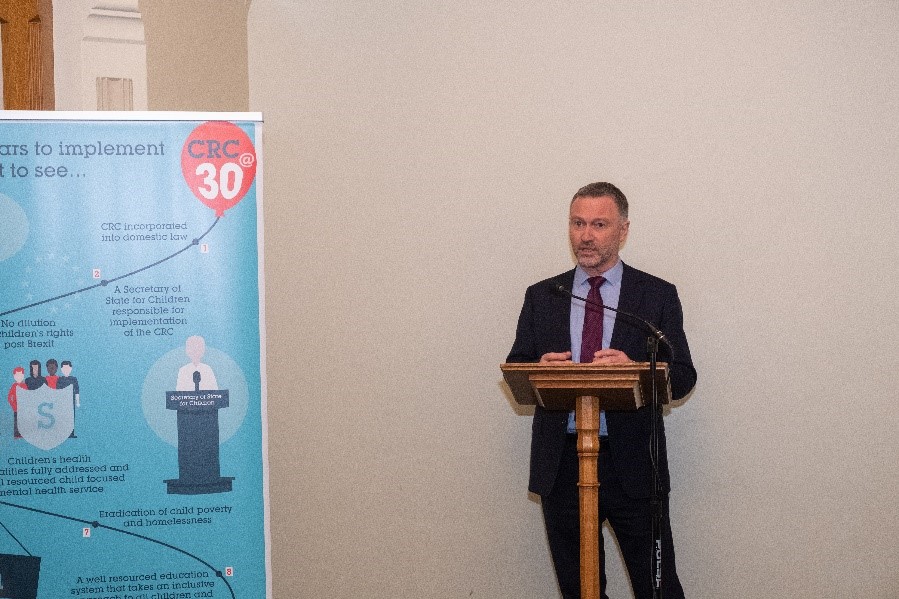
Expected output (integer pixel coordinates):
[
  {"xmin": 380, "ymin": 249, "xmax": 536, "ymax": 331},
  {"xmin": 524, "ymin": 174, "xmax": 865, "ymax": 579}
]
[{"xmin": 580, "ymin": 276, "xmax": 605, "ymax": 363}]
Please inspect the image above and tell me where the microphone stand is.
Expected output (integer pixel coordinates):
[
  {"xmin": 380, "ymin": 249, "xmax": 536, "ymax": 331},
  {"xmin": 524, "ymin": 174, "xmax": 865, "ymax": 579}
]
[
  {"xmin": 647, "ymin": 334, "xmax": 663, "ymax": 599},
  {"xmin": 555, "ymin": 284, "xmax": 669, "ymax": 599}
]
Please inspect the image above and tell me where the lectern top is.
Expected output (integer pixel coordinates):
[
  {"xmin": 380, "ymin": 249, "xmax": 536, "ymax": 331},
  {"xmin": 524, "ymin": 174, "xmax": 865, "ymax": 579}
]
[{"xmin": 500, "ymin": 362, "xmax": 670, "ymax": 411}]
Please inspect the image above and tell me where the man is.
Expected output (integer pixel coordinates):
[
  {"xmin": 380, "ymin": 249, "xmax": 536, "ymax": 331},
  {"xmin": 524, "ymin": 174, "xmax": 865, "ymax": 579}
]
[
  {"xmin": 45, "ymin": 359, "xmax": 59, "ymax": 388},
  {"xmin": 176, "ymin": 335, "xmax": 219, "ymax": 391},
  {"xmin": 507, "ymin": 182, "xmax": 696, "ymax": 598},
  {"xmin": 57, "ymin": 360, "xmax": 80, "ymax": 438}
]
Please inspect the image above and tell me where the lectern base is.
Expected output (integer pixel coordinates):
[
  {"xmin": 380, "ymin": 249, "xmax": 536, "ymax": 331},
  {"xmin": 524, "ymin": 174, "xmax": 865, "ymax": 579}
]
[{"xmin": 164, "ymin": 476, "xmax": 234, "ymax": 495}]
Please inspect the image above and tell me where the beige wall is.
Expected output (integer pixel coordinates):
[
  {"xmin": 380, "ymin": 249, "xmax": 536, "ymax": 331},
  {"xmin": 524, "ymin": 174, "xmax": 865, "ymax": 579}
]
[
  {"xmin": 247, "ymin": 1, "xmax": 899, "ymax": 597},
  {"xmin": 140, "ymin": 0, "xmax": 249, "ymax": 111}
]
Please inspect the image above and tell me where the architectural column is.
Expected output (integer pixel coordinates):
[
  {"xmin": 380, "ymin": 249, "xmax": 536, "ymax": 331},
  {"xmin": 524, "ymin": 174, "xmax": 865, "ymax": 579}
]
[
  {"xmin": 0, "ymin": 0, "xmax": 54, "ymax": 110},
  {"xmin": 81, "ymin": 0, "xmax": 147, "ymax": 110}
]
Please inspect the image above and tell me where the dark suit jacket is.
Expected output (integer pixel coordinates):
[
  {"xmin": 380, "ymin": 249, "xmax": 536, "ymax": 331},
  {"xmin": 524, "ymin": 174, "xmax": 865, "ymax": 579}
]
[{"xmin": 507, "ymin": 262, "xmax": 697, "ymax": 499}]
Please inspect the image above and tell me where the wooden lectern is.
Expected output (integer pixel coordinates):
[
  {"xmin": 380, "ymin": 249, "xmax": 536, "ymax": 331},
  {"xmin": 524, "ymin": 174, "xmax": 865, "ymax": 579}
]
[{"xmin": 500, "ymin": 362, "xmax": 671, "ymax": 599}]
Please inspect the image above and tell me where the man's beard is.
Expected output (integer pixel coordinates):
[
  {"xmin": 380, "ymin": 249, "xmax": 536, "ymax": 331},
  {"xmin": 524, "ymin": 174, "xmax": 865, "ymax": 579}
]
[{"xmin": 574, "ymin": 244, "xmax": 613, "ymax": 269}]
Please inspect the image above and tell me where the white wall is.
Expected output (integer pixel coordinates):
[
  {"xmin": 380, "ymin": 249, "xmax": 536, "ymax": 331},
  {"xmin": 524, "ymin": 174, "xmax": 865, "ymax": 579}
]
[
  {"xmin": 52, "ymin": 0, "xmax": 147, "ymax": 110},
  {"xmin": 50, "ymin": 0, "xmax": 85, "ymax": 110},
  {"xmin": 248, "ymin": 1, "xmax": 899, "ymax": 597}
]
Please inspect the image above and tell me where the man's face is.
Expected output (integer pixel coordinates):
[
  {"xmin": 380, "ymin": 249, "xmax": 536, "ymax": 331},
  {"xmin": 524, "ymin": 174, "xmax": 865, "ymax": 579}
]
[
  {"xmin": 47, "ymin": 362, "xmax": 57, "ymax": 376},
  {"xmin": 61, "ymin": 365, "xmax": 72, "ymax": 377},
  {"xmin": 569, "ymin": 195, "xmax": 629, "ymax": 276},
  {"xmin": 186, "ymin": 337, "xmax": 206, "ymax": 363},
  {"xmin": 14, "ymin": 371, "xmax": 24, "ymax": 383}
]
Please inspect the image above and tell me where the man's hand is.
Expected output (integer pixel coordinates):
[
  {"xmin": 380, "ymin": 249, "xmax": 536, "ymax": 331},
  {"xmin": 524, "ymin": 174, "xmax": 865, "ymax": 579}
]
[
  {"xmin": 540, "ymin": 351, "xmax": 573, "ymax": 364},
  {"xmin": 539, "ymin": 350, "xmax": 633, "ymax": 364},
  {"xmin": 590, "ymin": 349, "xmax": 633, "ymax": 364}
]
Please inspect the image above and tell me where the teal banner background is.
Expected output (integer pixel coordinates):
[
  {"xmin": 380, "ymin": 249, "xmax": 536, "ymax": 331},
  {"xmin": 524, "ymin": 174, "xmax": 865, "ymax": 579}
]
[{"xmin": 0, "ymin": 114, "xmax": 268, "ymax": 599}]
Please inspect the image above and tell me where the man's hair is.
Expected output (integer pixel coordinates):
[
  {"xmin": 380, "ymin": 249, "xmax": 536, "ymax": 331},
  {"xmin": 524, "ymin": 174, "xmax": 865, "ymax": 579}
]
[
  {"xmin": 61, "ymin": 360, "xmax": 72, "ymax": 367},
  {"xmin": 13, "ymin": 366, "xmax": 24, "ymax": 375},
  {"xmin": 571, "ymin": 182, "xmax": 628, "ymax": 219}
]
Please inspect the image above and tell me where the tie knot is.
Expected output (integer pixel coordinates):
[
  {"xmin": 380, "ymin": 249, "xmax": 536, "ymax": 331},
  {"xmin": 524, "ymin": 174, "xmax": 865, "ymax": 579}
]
[{"xmin": 587, "ymin": 276, "xmax": 605, "ymax": 291}]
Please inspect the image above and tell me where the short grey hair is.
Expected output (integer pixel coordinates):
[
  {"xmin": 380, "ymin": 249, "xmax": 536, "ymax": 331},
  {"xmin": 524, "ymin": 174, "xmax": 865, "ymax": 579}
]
[{"xmin": 571, "ymin": 182, "xmax": 628, "ymax": 219}]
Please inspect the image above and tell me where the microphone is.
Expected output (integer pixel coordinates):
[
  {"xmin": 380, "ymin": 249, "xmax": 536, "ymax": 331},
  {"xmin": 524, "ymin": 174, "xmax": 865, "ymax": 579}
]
[
  {"xmin": 193, "ymin": 370, "xmax": 201, "ymax": 392},
  {"xmin": 553, "ymin": 283, "xmax": 675, "ymax": 359}
]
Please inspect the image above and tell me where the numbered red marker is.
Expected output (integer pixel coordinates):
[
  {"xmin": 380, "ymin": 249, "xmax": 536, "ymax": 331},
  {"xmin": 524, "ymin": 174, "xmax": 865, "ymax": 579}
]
[{"xmin": 181, "ymin": 121, "xmax": 257, "ymax": 217}]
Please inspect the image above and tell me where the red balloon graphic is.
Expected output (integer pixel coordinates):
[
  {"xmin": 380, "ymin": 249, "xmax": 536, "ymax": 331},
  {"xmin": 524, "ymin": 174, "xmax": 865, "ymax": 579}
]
[{"xmin": 181, "ymin": 121, "xmax": 257, "ymax": 216}]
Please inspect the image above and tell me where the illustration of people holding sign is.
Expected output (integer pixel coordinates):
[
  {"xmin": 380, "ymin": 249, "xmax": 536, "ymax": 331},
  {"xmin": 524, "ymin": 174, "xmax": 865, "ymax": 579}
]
[
  {"xmin": 7, "ymin": 359, "xmax": 81, "ymax": 445},
  {"xmin": 16, "ymin": 376, "xmax": 75, "ymax": 451}
]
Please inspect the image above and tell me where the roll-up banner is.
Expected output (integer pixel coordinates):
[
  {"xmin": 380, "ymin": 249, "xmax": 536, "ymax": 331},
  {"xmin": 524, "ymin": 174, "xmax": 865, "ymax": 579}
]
[{"xmin": 0, "ymin": 112, "xmax": 270, "ymax": 599}]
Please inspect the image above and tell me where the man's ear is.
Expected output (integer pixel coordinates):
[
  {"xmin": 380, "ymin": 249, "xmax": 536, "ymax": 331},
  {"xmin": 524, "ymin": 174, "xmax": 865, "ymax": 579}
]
[{"xmin": 619, "ymin": 219, "xmax": 630, "ymax": 246}]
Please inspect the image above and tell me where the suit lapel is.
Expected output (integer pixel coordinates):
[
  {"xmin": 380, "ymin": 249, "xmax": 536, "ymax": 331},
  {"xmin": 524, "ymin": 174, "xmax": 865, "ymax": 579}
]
[
  {"xmin": 610, "ymin": 262, "xmax": 645, "ymax": 353},
  {"xmin": 551, "ymin": 270, "xmax": 576, "ymax": 350}
]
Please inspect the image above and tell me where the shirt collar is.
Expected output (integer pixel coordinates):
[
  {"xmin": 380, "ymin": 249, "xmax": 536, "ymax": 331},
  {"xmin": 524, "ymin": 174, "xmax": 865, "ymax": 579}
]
[{"xmin": 574, "ymin": 259, "xmax": 624, "ymax": 290}]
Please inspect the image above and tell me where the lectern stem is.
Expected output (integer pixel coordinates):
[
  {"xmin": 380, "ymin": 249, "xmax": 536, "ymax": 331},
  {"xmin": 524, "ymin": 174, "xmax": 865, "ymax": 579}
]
[{"xmin": 575, "ymin": 395, "xmax": 601, "ymax": 599}]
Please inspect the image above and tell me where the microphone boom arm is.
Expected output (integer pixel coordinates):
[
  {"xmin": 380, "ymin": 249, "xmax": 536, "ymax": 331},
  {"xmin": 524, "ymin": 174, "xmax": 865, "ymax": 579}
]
[{"xmin": 554, "ymin": 283, "xmax": 675, "ymax": 361}]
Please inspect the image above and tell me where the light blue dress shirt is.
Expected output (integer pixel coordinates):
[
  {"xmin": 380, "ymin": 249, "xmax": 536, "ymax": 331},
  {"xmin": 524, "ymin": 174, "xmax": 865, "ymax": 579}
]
[{"xmin": 566, "ymin": 259, "xmax": 623, "ymax": 435}]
